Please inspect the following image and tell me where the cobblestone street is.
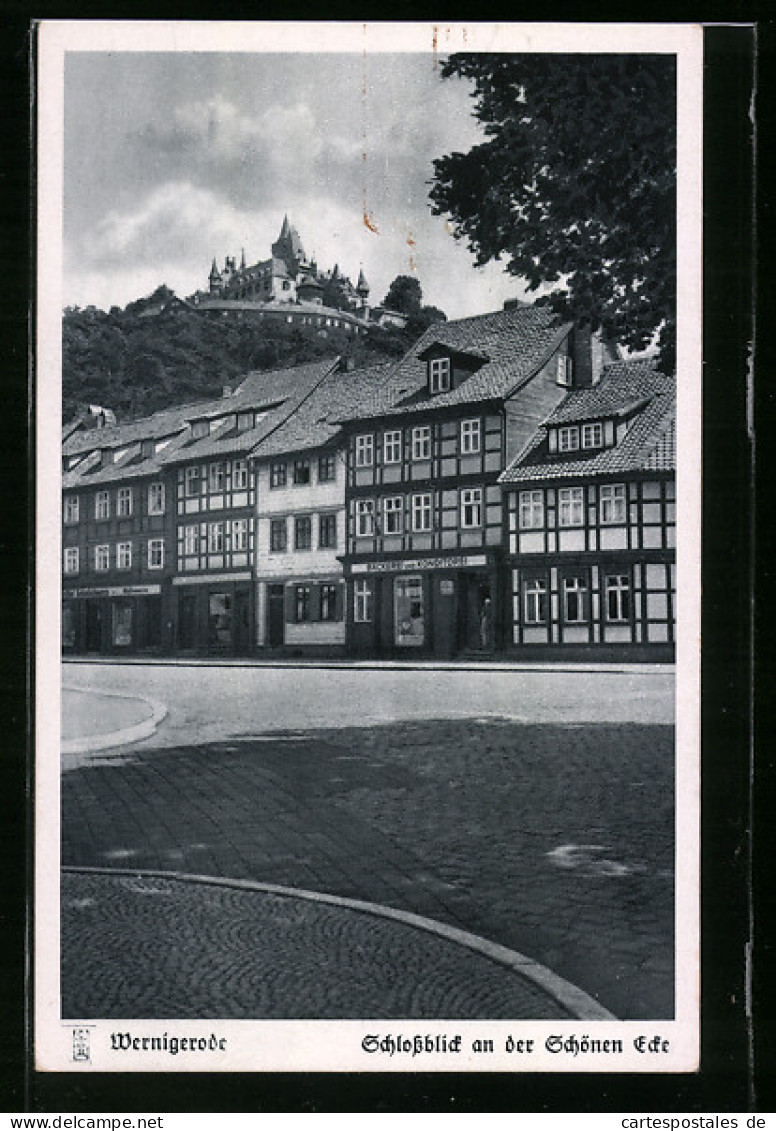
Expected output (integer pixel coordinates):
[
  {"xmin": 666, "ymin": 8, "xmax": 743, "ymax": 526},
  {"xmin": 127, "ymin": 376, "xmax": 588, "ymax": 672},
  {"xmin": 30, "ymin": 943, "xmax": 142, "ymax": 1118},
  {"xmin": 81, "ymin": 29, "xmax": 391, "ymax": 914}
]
[{"xmin": 61, "ymin": 711, "xmax": 675, "ymax": 1019}]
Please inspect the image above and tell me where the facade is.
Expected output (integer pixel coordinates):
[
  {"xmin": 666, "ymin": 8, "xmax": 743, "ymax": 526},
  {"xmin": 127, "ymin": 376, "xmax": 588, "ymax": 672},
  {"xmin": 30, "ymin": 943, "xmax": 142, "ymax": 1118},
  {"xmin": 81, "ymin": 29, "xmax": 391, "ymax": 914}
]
[
  {"xmin": 499, "ymin": 359, "xmax": 676, "ymax": 659},
  {"xmin": 252, "ymin": 362, "xmax": 391, "ymax": 653},
  {"xmin": 336, "ymin": 304, "xmax": 619, "ymax": 658}
]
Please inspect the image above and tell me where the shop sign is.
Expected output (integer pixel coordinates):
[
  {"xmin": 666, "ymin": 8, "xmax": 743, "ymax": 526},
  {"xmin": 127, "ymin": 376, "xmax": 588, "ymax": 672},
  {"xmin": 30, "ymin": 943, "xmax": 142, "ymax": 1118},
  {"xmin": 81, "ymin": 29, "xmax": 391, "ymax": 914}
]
[
  {"xmin": 351, "ymin": 554, "xmax": 487, "ymax": 575},
  {"xmin": 62, "ymin": 584, "xmax": 161, "ymax": 598}
]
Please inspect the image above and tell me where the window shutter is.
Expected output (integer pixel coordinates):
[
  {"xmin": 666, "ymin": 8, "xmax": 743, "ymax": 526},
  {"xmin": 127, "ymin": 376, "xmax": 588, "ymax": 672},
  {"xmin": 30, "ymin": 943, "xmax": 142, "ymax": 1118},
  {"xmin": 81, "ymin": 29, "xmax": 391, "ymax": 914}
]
[
  {"xmin": 285, "ymin": 585, "xmax": 297, "ymax": 624},
  {"xmin": 334, "ymin": 582, "xmax": 344, "ymax": 622}
]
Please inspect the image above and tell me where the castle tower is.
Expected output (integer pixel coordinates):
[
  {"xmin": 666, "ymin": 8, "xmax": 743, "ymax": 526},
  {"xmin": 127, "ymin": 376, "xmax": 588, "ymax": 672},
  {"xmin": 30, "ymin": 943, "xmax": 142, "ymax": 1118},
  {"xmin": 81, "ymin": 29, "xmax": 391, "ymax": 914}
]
[
  {"xmin": 209, "ymin": 257, "xmax": 223, "ymax": 296},
  {"xmin": 271, "ymin": 215, "xmax": 307, "ymax": 277}
]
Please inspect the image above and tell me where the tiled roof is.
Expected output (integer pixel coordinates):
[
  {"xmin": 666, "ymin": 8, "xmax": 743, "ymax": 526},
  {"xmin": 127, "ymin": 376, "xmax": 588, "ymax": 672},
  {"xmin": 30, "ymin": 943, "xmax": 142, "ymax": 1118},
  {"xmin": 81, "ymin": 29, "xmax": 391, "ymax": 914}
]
[
  {"xmin": 335, "ymin": 305, "xmax": 572, "ymax": 423},
  {"xmin": 196, "ymin": 297, "xmax": 367, "ymax": 325},
  {"xmin": 253, "ymin": 362, "xmax": 393, "ymax": 460},
  {"xmin": 160, "ymin": 359, "xmax": 340, "ymax": 463},
  {"xmin": 63, "ymin": 428, "xmax": 193, "ymax": 488},
  {"xmin": 499, "ymin": 360, "xmax": 675, "ymax": 484},
  {"xmin": 62, "ymin": 401, "xmax": 201, "ymax": 457}
]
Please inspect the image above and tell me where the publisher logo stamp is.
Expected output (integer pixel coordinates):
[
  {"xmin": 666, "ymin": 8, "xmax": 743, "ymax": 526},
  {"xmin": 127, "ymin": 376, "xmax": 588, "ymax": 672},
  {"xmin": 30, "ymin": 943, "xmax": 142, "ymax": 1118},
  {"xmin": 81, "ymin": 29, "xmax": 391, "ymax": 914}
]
[{"xmin": 72, "ymin": 1028, "xmax": 91, "ymax": 1062}]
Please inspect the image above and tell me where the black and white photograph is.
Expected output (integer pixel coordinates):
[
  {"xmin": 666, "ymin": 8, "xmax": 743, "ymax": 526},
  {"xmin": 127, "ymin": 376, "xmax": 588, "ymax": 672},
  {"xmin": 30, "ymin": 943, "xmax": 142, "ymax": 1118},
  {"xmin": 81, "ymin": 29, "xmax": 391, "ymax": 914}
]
[{"xmin": 35, "ymin": 21, "xmax": 703, "ymax": 1074}]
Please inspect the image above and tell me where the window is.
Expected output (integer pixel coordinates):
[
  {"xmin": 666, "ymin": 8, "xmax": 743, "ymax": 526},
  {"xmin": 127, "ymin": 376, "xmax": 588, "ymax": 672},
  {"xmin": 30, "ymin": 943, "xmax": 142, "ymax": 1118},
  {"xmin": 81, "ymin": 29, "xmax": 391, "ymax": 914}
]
[
  {"xmin": 319, "ymin": 513, "xmax": 337, "ymax": 549},
  {"xmin": 269, "ymin": 518, "xmax": 287, "ymax": 552},
  {"xmin": 411, "ymin": 426, "xmax": 431, "ymax": 461},
  {"xmin": 148, "ymin": 539, "xmax": 165, "ymax": 569},
  {"xmin": 184, "ymin": 466, "xmax": 201, "ymax": 497},
  {"xmin": 384, "ymin": 430, "xmax": 402, "ymax": 464},
  {"xmin": 232, "ymin": 518, "xmax": 248, "ymax": 551},
  {"xmin": 295, "ymin": 585, "xmax": 311, "ymax": 621},
  {"xmin": 95, "ymin": 490, "xmax": 110, "ymax": 520},
  {"xmin": 355, "ymin": 434, "xmax": 374, "ymax": 467},
  {"xmin": 270, "ymin": 461, "xmax": 287, "ymax": 488},
  {"xmin": 148, "ymin": 482, "xmax": 165, "ymax": 514},
  {"xmin": 183, "ymin": 525, "xmax": 199, "ymax": 556},
  {"xmin": 605, "ymin": 574, "xmax": 631, "ymax": 622},
  {"xmin": 237, "ymin": 412, "xmax": 254, "ymax": 432},
  {"xmin": 429, "ymin": 357, "xmax": 451, "ymax": 393},
  {"xmin": 116, "ymin": 487, "xmax": 133, "ymax": 517},
  {"xmin": 63, "ymin": 547, "xmax": 79, "ymax": 574},
  {"xmin": 209, "ymin": 462, "xmax": 226, "ymax": 493},
  {"xmin": 208, "ymin": 522, "xmax": 224, "ymax": 553},
  {"xmin": 192, "ymin": 420, "xmax": 210, "ymax": 440},
  {"xmin": 318, "ymin": 453, "xmax": 336, "ymax": 482},
  {"xmin": 117, "ymin": 542, "xmax": 132, "ymax": 570},
  {"xmin": 460, "ymin": 487, "xmax": 482, "ymax": 528},
  {"xmin": 320, "ymin": 584, "xmax": 338, "ymax": 621},
  {"xmin": 582, "ymin": 422, "xmax": 603, "ymax": 449},
  {"xmin": 94, "ymin": 544, "xmax": 111, "ymax": 571},
  {"xmin": 558, "ymin": 426, "xmax": 580, "ymax": 452},
  {"xmin": 293, "ymin": 458, "xmax": 311, "ymax": 485},
  {"xmin": 294, "ymin": 516, "xmax": 312, "ymax": 550},
  {"xmin": 524, "ymin": 578, "xmax": 548, "ymax": 624},
  {"xmin": 558, "ymin": 487, "xmax": 584, "ymax": 527},
  {"xmin": 411, "ymin": 493, "xmax": 432, "ymax": 532},
  {"xmin": 599, "ymin": 483, "xmax": 626, "ymax": 524},
  {"xmin": 232, "ymin": 460, "xmax": 248, "ymax": 489},
  {"xmin": 384, "ymin": 496, "xmax": 403, "ymax": 535},
  {"xmin": 563, "ymin": 576, "xmax": 588, "ymax": 623},
  {"xmin": 354, "ymin": 578, "xmax": 372, "ymax": 623},
  {"xmin": 355, "ymin": 499, "xmax": 374, "ymax": 537},
  {"xmin": 460, "ymin": 419, "xmax": 481, "ymax": 454},
  {"xmin": 519, "ymin": 490, "xmax": 544, "ymax": 529},
  {"xmin": 63, "ymin": 495, "xmax": 79, "ymax": 524}
]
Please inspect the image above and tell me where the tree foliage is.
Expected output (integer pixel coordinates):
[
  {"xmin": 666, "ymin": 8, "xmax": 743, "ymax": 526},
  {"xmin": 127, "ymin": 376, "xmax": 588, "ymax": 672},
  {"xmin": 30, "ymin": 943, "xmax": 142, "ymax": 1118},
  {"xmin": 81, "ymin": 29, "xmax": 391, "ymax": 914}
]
[{"xmin": 430, "ymin": 55, "xmax": 677, "ymax": 372}]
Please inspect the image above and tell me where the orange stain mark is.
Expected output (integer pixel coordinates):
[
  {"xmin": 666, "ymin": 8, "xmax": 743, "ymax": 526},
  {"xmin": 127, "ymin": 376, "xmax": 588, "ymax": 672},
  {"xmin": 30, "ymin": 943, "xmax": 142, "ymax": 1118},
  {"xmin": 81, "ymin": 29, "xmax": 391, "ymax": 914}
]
[
  {"xmin": 432, "ymin": 25, "xmax": 438, "ymax": 69},
  {"xmin": 364, "ymin": 211, "xmax": 380, "ymax": 235}
]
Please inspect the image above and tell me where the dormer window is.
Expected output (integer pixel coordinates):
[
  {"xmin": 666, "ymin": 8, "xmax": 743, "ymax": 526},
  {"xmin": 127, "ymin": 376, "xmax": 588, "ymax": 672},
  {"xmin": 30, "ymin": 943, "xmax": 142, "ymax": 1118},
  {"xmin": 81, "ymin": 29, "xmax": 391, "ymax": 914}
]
[
  {"xmin": 581, "ymin": 422, "xmax": 603, "ymax": 449},
  {"xmin": 429, "ymin": 357, "xmax": 451, "ymax": 394},
  {"xmin": 558, "ymin": 426, "xmax": 580, "ymax": 452},
  {"xmin": 192, "ymin": 420, "xmax": 210, "ymax": 440},
  {"xmin": 556, "ymin": 355, "xmax": 573, "ymax": 387}
]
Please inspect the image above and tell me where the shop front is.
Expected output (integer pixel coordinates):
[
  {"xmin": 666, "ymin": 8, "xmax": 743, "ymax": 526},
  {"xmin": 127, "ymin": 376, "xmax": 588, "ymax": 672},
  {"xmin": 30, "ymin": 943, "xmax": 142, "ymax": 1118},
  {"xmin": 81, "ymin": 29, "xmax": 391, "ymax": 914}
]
[
  {"xmin": 345, "ymin": 551, "xmax": 502, "ymax": 658},
  {"xmin": 172, "ymin": 572, "xmax": 254, "ymax": 656},
  {"xmin": 62, "ymin": 584, "xmax": 167, "ymax": 655}
]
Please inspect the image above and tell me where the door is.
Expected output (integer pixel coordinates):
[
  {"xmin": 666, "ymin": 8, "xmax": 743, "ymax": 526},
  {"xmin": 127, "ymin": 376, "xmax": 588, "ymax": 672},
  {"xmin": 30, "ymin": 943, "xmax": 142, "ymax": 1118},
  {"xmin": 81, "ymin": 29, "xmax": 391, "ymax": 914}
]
[
  {"xmin": 234, "ymin": 589, "xmax": 251, "ymax": 655},
  {"xmin": 268, "ymin": 584, "xmax": 285, "ymax": 647},
  {"xmin": 458, "ymin": 574, "xmax": 492, "ymax": 651},
  {"xmin": 178, "ymin": 593, "xmax": 197, "ymax": 651},
  {"xmin": 394, "ymin": 575, "xmax": 424, "ymax": 647},
  {"xmin": 85, "ymin": 601, "xmax": 103, "ymax": 652}
]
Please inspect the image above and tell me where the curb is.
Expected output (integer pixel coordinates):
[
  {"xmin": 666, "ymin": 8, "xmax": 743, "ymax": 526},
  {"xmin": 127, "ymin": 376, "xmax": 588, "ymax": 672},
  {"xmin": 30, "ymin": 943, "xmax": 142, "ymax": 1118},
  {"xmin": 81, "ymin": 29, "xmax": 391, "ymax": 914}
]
[
  {"xmin": 61, "ymin": 688, "xmax": 168, "ymax": 754},
  {"xmin": 62, "ymin": 865, "xmax": 616, "ymax": 1021}
]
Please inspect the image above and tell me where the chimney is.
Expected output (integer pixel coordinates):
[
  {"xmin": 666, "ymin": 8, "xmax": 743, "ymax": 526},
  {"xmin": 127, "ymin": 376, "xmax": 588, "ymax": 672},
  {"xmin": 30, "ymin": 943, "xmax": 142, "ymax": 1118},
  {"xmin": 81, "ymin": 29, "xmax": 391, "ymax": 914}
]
[
  {"xmin": 570, "ymin": 323, "xmax": 612, "ymax": 387},
  {"xmin": 503, "ymin": 298, "xmax": 520, "ymax": 311}
]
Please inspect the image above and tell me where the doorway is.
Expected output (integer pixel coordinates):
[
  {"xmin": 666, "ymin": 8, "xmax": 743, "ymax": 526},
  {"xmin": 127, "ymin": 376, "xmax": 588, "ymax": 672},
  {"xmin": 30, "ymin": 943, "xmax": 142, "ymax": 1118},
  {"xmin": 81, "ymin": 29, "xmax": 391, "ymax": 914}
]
[
  {"xmin": 85, "ymin": 601, "xmax": 103, "ymax": 653},
  {"xmin": 267, "ymin": 584, "xmax": 285, "ymax": 648},
  {"xmin": 234, "ymin": 589, "xmax": 251, "ymax": 655},
  {"xmin": 459, "ymin": 574, "xmax": 492, "ymax": 652},
  {"xmin": 178, "ymin": 593, "xmax": 197, "ymax": 651}
]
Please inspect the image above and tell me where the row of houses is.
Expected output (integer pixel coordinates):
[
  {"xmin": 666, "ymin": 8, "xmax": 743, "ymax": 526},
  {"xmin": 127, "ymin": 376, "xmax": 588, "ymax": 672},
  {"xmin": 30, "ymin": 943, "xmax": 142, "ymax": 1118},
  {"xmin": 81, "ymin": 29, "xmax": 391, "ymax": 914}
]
[{"xmin": 62, "ymin": 302, "xmax": 676, "ymax": 661}]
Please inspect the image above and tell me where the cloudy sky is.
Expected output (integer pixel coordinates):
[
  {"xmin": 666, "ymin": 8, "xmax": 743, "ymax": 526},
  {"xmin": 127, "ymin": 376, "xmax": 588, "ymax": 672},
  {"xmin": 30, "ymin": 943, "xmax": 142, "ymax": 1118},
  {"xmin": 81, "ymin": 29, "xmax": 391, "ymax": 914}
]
[{"xmin": 64, "ymin": 51, "xmax": 527, "ymax": 319}]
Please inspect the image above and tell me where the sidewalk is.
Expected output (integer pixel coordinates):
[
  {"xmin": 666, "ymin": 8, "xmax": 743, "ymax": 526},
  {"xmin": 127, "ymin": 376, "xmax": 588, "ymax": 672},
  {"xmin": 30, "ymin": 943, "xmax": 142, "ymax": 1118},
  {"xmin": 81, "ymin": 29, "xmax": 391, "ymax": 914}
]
[
  {"xmin": 61, "ymin": 868, "xmax": 613, "ymax": 1020},
  {"xmin": 62, "ymin": 686, "xmax": 167, "ymax": 753}
]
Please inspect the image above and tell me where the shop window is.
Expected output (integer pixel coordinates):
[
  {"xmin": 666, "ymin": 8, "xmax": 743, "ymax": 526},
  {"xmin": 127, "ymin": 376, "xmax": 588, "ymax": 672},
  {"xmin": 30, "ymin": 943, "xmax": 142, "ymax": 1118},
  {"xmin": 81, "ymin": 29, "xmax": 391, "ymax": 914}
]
[
  {"xmin": 116, "ymin": 487, "xmax": 133, "ymax": 517},
  {"xmin": 394, "ymin": 575, "xmax": 424, "ymax": 646},
  {"xmin": 411, "ymin": 426, "xmax": 431, "ymax": 460},
  {"xmin": 355, "ymin": 434, "xmax": 374, "ymax": 467},
  {"xmin": 208, "ymin": 523, "xmax": 224, "ymax": 553},
  {"xmin": 355, "ymin": 499, "xmax": 374, "ymax": 537},
  {"xmin": 384, "ymin": 430, "xmax": 402, "ymax": 464},
  {"xmin": 117, "ymin": 542, "xmax": 132, "ymax": 570},
  {"xmin": 411, "ymin": 493, "xmax": 432, "ymax": 532},
  {"xmin": 294, "ymin": 516, "xmax": 312, "ymax": 550},
  {"xmin": 183, "ymin": 525, "xmax": 199, "ymax": 556},
  {"xmin": 354, "ymin": 579, "xmax": 372, "ymax": 623},
  {"xmin": 95, "ymin": 490, "xmax": 110, "ymax": 520},
  {"xmin": 208, "ymin": 592, "xmax": 232, "ymax": 648},
  {"xmin": 148, "ymin": 482, "xmax": 165, "ymax": 515},
  {"xmin": 562, "ymin": 576, "xmax": 588, "ymax": 623},
  {"xmin": 295, "ymin": 585, "xmax": 311, "ymax": 621},
  {"xmin": 320, "ymin": 584, "xmax": 338, "ymax": 621},
  {"xmin": 270, "ymin": 461, "xmax": 287, "ymax": 488},
  {"xmin": 383, "ymin": 496, "xmax": 403, "ymax": 535},
  {"xmin": 95, "ymin": 544, "xmax": 110, "ymax": 572},
  {"xmin": 318, "ymin": 454, "xmax": 336, "ymax": 482},
  {"xmin": 62, "ymin": 603, "xmax": 76, "ymax": 648},
  {"xmin": 63, "ymin": 495, "xmax": 79, "ymax": 524},
  {"xmin": 270, "ymin": 518, "xmax": 287, "ymax": 552},
  {"xmin": 582, "ymin": 422, "xmax": 603, "ymax": 449},
  {"xmin": 519, "ymin": 490, "xmax": 544, "ymax": 529},
  {"xmin": 209, "ymin": 462, "xmax": 226, "ymax": 493},
  {"xmin": 148, "ymin": 539, "xmax": 165, "ymax": 569},
  {"xmin": 232, "ymin": 518, "xmax": 248, "ymax": 551},
  {"xmin": 232, "ymin": 460, "xmax": 248, "ymax": 489},
  {"xmin": 460, "ymin": 488, "xmax": 482, "ymax": 528},
  {"xmin": 460, "ymin": 418, "xmax": 481, "ymax": 455},
  {"xmin": 599, "ymin": 483, "xmax": 626, "ymax": 524},
  {"xmin": 605, "ymin": 574, "xmax": 631, "ymax": 622},
  {"xmin": 112, "ymin": 602, "xmax": 133, "ymax": 647},
  {"xmin": 293, "ymin": 458, "xmax": 311, "ymax": 485},
  {"xmin": 428, "ymin": 357, "xmax": 451, "ymax": 393},
  {"xmin": 558, "ymin": 487, "xmax": 584, "ymax": 527},
  {"xmin": 63, "ymin": 547, "xmax": 79, "ymax": 574},
  {"xmin": 523, "ymin": 577, "xmax": 548, "ymax": 624},
  {"xmin": 558, "ymin": 426, "xmax": 580, "ymax": 452},
  {"xmin": 319, "ymin": 513, "xmax": 337, "ymax": 548},
  {"xmin": 185, "ymin": 466, "xmax": 200, "ymax": 496}
]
